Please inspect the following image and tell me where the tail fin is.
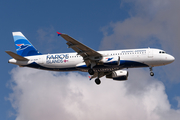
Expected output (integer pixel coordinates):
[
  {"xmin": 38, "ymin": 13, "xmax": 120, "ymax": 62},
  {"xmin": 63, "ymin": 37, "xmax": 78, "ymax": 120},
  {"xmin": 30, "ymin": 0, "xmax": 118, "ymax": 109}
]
[{"xmin": 13, "ymin": 32, "xmax": 41, "ymax": 56}]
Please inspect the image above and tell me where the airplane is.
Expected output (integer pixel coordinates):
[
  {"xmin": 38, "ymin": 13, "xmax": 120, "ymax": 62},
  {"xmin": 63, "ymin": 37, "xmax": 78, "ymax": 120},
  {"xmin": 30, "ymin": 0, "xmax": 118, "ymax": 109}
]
[{"xmin": 6, "ymin": 32, "xmax": 175, "ymax": 85}]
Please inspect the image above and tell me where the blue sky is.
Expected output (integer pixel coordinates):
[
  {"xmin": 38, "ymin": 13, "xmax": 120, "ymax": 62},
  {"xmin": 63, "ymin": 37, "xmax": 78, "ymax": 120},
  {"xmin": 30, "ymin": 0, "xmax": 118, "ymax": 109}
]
[{"xmin": 1, "ymin": 0, "xmax": 180, "ymax": 120}]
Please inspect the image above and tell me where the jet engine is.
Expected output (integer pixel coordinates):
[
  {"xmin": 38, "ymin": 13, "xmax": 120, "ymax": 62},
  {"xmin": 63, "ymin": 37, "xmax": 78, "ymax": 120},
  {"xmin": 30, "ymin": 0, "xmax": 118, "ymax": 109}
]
[
  {"xmin": 101, "ymin": 56, "xmax": 120, "ymax": 66},
  {"xmin": 106, "ymin": 70, "xmax": 128, "ymax": 81}
]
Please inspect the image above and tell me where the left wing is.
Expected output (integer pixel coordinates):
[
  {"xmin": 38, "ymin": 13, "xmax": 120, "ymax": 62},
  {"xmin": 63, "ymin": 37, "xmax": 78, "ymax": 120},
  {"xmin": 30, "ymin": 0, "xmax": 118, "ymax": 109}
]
[
  {"xmin": 6, "ymin": 51, "xmax": 29, "ymax": 61},
  {"xmin": 89, "ymin": 72, "xmax": 105, "ymax": 80},
  {"xmin": 57, "ymin": 32, "xmax": 102, "ymax": 66},
  {"xmin": 89, "ymin": 71, "xmax": 112, "ymax": 80}
]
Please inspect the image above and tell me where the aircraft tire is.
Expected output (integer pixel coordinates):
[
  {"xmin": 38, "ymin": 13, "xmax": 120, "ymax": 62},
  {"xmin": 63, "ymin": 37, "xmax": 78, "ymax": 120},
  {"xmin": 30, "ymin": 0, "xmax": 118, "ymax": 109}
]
[
  {"xmin": 95, "ymin": 78, "xmax": 101, "ymax": 85},
  {"xmin": 88, "ymin": 69, "xmax": 94, "ymax": 75},
  {"xmin": 150, "ymin": 72, "xmax": 154, "ymax": 76}
]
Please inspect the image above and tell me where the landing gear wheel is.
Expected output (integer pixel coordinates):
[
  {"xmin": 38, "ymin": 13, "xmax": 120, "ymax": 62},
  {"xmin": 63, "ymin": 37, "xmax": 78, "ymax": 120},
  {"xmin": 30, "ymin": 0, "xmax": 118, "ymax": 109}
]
[
  {"xmin": 150, "ymin": 72, "xmax": 154, "ymax": 76},
  {"xmin": 149, "ymin": 67, "xmax": 154, "ymax": 76},
  {"xmin": 88, "ymin": 69, "xmax": 94, "ymax": 75},
  {"xmin": 95, "ymin": 78, "xmax": 101, "ymax": 85}
]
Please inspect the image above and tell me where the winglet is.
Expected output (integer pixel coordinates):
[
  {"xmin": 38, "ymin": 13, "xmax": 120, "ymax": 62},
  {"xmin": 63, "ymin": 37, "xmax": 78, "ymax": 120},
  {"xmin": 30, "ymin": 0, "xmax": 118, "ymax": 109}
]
[{"xmin": 57, "ymin": 32, "xmax": 61, "ymax": 36}]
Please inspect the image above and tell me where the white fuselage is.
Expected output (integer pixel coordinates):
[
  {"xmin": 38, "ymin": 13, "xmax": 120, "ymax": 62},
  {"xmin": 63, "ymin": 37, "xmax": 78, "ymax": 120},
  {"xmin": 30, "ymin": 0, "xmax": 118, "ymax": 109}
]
[{"xmin": 8, "ymin": 48, "xmax": 175, "ymax": 72}]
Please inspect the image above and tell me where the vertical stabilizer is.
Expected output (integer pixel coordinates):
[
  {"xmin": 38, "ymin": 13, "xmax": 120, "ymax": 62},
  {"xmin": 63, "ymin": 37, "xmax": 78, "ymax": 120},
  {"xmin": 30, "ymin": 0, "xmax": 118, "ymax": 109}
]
[{"xmin": 13, "ymin": 32, "xmax": 41, "ymax": 56}]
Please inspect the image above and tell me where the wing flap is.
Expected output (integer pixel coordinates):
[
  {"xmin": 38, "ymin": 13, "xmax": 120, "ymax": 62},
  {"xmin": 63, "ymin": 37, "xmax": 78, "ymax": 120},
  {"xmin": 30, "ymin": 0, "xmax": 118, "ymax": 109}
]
[
  {"xmin": 5, "ymin": 51, "xmax": 29, "ymax": 61},
  {"xmin": 89, "ymin": 72, "xmax": 105, "ymax": 80}
]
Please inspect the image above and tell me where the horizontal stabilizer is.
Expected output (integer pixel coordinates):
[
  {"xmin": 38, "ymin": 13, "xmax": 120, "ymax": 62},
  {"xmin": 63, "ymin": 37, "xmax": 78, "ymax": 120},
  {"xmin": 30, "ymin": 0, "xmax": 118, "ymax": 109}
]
[{"xmin": 5, "ymin": 51, "xmax": 29, "ymax": 61}]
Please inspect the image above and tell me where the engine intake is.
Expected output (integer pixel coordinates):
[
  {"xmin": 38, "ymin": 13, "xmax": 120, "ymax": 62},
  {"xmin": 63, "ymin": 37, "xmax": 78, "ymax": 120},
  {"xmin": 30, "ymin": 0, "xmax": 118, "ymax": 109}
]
[{"xmin": 106, "ymin": 70, "xmax": 128, "ymax": 81}]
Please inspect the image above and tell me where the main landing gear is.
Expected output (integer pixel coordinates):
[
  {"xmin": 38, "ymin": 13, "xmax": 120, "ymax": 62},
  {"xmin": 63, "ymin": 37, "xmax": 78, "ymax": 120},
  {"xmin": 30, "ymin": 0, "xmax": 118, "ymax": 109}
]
[
  {"xmin": 95, "ymin": 72, "xmax": 101, "ymax": 85},
  {"xmin": 149, "ymin": 67, "xmax": 154, "ymax": 76},
  {"xmin": 88, "ymin": 69, "xmax": 101, "ymax": 85},
  {"xmin": 88, "ymin": 62, "xmax": 96, "ymax": 75},
  {"xmin": 88, "ymin": 69, "xmax": 94, "ymax": 75},
  {"xmin": 95, "ymin": 78, "xmax": 101, "ymax": 85}
]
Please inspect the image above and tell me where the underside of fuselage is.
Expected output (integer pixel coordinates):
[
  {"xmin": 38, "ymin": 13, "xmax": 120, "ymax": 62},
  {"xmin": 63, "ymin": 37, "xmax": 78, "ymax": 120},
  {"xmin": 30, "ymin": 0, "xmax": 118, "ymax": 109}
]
[{"xmin": 23, "ymin": 59, "xmax": 149, "ymax": 72}]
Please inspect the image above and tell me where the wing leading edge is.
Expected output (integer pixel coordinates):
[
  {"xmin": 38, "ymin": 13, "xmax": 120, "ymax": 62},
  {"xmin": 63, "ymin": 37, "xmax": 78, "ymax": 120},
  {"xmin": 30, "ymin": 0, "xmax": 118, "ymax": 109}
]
[{"xmin": 57, "ymin": 32, "xmax": 102, "ymax": 66}]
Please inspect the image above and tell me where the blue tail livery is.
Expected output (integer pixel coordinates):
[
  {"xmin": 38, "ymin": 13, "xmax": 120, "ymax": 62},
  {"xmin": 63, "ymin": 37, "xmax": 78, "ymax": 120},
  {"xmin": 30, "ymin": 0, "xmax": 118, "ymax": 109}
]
[{"xmin": 13, "ymin": 32, "xmax": 41, "ymax": 56}]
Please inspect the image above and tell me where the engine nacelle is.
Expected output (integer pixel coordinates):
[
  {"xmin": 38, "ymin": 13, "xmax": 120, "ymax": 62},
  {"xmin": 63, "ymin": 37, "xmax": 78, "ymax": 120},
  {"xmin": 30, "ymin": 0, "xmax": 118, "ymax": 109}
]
[
  {"xmin": 106, "ymin": 70, "xmax": 128, "ymax": 81},
  {"xmin": 101, "ymin": 56, "xmax": 120, "ymax": 66}
]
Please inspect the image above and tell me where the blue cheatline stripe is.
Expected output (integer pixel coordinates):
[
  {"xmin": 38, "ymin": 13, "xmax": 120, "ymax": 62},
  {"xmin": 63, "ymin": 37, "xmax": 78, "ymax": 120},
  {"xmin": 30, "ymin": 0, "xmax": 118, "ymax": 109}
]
[
  {"xmin": 77, "ymin": 64, "xmax": 87, "ymax": 68},
  {"xmin": 24, "ymin": 60, "xmax": 148, "ymax": 71},
  {"xmin": 24, "ymin": 62, "xmax": 78, "ymax": 71},
  {"xmin": 120, "ymin": 60, "xmax": 148, "ymax": 67},
  {"xmin": 76, "ymin": 60, "xmax": 148, "ymax": 68}
]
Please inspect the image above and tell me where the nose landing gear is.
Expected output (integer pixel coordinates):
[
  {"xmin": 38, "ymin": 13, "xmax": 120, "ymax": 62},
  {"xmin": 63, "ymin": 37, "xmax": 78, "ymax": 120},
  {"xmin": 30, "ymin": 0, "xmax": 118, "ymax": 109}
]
[
  {"xmin": 149, "ymin": 67, "xmax": 154, "ymax": 76},
  {"xmin": 150, "ymin": 72, "xmax": 154, "ymax": 76}
]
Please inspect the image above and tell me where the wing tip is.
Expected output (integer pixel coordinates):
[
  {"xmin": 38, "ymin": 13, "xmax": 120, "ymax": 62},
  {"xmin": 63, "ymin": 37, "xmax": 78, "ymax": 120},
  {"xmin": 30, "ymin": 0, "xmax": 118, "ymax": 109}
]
[{"xmin": 57, "ymin": 32, "xmax": 62, "ymax": 36}]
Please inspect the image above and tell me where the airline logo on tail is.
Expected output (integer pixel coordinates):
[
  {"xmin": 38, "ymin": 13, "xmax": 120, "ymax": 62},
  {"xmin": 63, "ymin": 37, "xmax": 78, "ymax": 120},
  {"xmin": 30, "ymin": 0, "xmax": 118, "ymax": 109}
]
[{"xmin": 16, "ymin": 44, "xmax": 31, "ymax": 51}]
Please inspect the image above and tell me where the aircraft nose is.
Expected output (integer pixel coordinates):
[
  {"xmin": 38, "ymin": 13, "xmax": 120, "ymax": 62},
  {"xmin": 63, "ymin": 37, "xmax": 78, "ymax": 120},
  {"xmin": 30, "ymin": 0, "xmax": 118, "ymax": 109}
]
[{"xmin": 168, "ymin": 55, "xmax": 175, "ymax": 63}]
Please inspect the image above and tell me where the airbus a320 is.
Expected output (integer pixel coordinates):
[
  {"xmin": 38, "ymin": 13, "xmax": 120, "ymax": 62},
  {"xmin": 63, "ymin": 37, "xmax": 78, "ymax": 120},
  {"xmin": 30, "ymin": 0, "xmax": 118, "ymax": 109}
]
[{"xmin": 6, "ymin": 32, "xmax": 175, "ymax": 85}]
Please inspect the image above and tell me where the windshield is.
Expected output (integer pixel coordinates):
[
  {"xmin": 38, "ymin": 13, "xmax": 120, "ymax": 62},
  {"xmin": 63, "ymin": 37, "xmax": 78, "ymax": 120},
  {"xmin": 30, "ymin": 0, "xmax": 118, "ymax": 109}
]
[{"xmin": 159, "ymin": 51, "xmax": 166, "ymax": 54}]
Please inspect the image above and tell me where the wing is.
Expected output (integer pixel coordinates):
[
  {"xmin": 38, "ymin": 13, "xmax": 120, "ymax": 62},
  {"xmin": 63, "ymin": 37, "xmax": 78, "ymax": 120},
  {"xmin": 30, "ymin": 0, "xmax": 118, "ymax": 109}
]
[
  {"xmin": 89, "ymin": 72, "xmax": 105, "ymax": 80},
  {"xmin": 58, "ymin": 32, "xmax": 102, "ymax": 66},
  {"xmin": 89, "ymin": 71, "xmax": 112, "ymax": 80}
]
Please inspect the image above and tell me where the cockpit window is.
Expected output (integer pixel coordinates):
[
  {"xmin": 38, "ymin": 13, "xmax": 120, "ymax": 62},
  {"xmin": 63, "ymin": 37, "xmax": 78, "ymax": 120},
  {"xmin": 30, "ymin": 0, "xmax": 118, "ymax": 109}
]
[{"xmin": 159, "ymin": 51, "xmax": 166, "ymax": 54}]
